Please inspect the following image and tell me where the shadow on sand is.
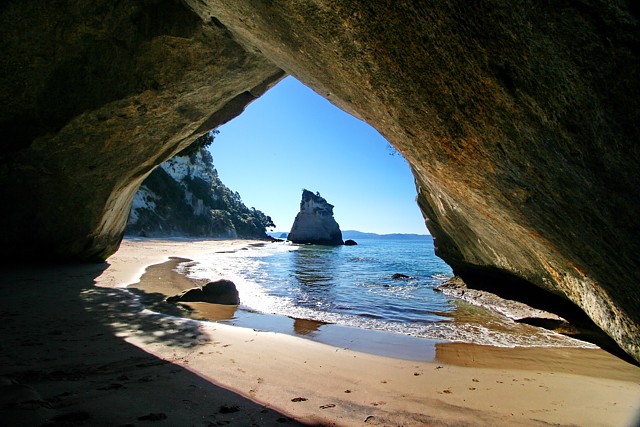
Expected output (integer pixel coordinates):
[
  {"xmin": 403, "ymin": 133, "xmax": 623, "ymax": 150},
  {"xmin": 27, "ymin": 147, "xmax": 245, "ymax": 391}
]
[{"xmin": 0, "ymin": 262, "xmax": 312, "ymax": 426}]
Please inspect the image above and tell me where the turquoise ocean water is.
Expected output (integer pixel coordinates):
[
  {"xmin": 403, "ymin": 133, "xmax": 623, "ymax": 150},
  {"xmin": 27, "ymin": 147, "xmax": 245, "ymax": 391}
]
[{"xmin": 183, "ymin": 237, "xmax": 596, "ymax": 349}]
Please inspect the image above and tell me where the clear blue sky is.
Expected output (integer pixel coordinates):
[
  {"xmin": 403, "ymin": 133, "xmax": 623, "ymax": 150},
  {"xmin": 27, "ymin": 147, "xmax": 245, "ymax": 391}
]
[{"xmin": 208, "ymin": 76, "xmax": 429, "ymax": 235}]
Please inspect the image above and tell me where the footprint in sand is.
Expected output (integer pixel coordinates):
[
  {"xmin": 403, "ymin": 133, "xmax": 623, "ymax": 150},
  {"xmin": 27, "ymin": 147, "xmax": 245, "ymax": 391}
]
[
  {"xmin": 52, "ymin": 411, "xmax": 92, "ymax": 424},
  {"xmin": 319, "ymin": 404, "xmax": 336, "ymax": 409}
]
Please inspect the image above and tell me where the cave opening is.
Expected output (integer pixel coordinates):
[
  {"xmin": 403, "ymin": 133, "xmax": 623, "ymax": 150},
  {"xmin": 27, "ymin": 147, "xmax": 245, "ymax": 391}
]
[
  {"xmin": 123, "ymin": 75, "xmax": 631, "ymax": 362},
  {"xmin": 2, "ymin": 3, "xmax": 639, "ymax": 424},
  {"xmin": 125, "ymin": 75, "xmax": 428, "ymax": 239},
  {"xmin": 208, "ymin": 75, "xmax": 427, "ymax": 238}
]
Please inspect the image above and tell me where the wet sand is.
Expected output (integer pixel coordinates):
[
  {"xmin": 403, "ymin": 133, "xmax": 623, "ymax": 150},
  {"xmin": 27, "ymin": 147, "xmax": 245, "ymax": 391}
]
[
  {"xmin": 1, "ymin": 238, "xmax": 639, "ymax": 426},
  {"xmin": 128, "ymin": 256, "xmax": 441, "ymax": 362}
]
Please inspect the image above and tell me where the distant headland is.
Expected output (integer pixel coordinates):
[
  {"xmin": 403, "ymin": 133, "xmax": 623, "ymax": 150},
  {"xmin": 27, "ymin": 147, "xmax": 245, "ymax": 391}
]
[{"xmin": 270, "ymin": 230, "xmax": 430, "ymax": 241}]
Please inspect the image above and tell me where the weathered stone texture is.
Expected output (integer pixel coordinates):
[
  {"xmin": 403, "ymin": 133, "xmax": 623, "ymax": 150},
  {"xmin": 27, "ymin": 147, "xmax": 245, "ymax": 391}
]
[
  {"xmin": 192, "ymin": 0, "xmax": 640, "ymax": 361},
  {"xmin": 167, "ymin": 280, "xmax": 240, "ymax": 305},
  {"xmin": 288, "ymin": 190, "xmax": 344, "ymax": 246},
  {"xmin": 1, "ymin": 0, "xmax": 639, "ymax": 361},
  {"xmin": 0, "ymin": 0, "xmax": 283, "ymax": 259}
]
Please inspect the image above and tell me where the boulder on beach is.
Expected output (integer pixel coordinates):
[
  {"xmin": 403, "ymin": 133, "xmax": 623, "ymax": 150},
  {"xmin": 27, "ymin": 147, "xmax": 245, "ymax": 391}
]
[
  {"xmin": 167, "ymin": 279, "xmax": 240, "ymax": 305},
  {"xmin": 288, "ymin": 190, "xmax": 344, "ymax": 246}
]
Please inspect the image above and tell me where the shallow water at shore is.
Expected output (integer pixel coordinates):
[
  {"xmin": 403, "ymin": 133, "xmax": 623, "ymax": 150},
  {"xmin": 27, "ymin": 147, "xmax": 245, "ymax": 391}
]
[
  {"xmin": 138, "ymin": 238, "xmax": 599, "ymax": 351},
  {"xmin": 104, "ymin": 238, "xmax": 640, "ymax": 427},
  {"xmin": 2, "ymin": 239, "xmax": 637, "ymax": 427}
]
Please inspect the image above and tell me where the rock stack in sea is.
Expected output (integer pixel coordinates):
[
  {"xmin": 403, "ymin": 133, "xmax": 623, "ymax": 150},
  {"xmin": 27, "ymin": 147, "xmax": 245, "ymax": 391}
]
[{"xmin": 288, "ymin": 190, "xmax": 344, "ymax": 246}]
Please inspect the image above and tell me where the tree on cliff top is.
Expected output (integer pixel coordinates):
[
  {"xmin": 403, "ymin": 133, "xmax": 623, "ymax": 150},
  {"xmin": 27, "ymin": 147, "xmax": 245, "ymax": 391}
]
[{"xmin": 178, "ymin": 130, "xmax": 220, "ymax": 157}]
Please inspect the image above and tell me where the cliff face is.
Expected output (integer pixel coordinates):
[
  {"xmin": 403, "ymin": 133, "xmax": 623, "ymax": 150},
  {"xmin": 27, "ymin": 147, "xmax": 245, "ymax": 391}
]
[
  {"xmin": 126, "ymin": 143, "xmax": 273, "ymax": 239},
  {"xmin": 1, "ymin": 1, "xmax": 639, "ymax": 361},
  {"xmin": 288, "ymin": 190, "xmax": 344, "ymax": 246}
]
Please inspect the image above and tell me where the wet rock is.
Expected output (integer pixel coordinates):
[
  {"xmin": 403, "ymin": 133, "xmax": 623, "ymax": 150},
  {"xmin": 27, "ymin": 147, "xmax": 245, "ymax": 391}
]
[
  {"xmin": 344, "ymin": 239, "xmax": 358, "ymax": 246},
  {"xmin": 167, "ymin": 280, "xmax": 240, "ymax": 305},
  {"xmin": 435, "ymin": 276, "xmax": 567, "ymax": 322},
  {"xmin": 288, "ymin": 190, "xmax": 344, "ymax": 246}
]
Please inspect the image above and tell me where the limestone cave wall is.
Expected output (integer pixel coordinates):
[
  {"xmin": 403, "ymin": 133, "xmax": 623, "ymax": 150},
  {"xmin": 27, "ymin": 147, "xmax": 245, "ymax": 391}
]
[
  {"xmin": 0, "ymin": 0, "xmax": 283, "ymax": 259},
  {"xmin": 0, "ymin": 0, "xmax": 638, "ymax": 361},
  {"xmin": 190, "ymin": 0, "xmax": 640, "ymax": 362}
]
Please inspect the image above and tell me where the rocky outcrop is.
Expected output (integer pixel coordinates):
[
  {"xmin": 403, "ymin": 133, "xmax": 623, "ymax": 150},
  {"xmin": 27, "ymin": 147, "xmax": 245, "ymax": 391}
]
[
  {"xmin": 435, "ymin": 276, "xmax": 626, "ymax": 357},
  {"xmin": 126, "ymin": 137, "xmax": 274, "ymax": 238},
  {"xmin": 167, "ymin": 280, "xmax": 240, "ymax": 305},
  {"xmin": 288, "ymin": 190, "xmax": 344, "ymax": 246},
  {"xmin": 0, "ymin": 1, "xmax": 639, "ymax": 361}
]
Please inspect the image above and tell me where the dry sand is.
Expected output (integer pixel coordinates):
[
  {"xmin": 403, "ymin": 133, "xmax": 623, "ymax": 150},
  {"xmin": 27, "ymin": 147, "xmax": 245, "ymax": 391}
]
[{"xmin": 1, "ymin": 238, "xmax": 639, "ymax": 426}]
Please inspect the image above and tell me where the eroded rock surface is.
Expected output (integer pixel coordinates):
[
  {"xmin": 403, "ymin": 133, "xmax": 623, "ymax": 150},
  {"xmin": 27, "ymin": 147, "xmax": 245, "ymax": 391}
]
[
  {"xmin": 288, "ymin": 190, "xmax": 344, "ymax": 246},
  {"xmin": 1, "ymin": 1, "xmax": 639, "ymax": 361},
  {"xmin": 167, "ymin": 280, "xmax": 240, "ymax": 305},
  {"xmin": 191, "ymin": 0, "xmax": 640, "ymax": 362},
  {"xmin": 0, "ymin": 0, "xmax": 283, "ymax": 260}
]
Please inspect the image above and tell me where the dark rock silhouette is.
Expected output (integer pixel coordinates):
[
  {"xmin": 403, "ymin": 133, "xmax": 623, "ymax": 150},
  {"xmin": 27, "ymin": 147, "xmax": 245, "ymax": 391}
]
[
  {"xmin": 288, "ymin": 190, "xmax": 344, "ymax": 246},
  {"xmin": 167, "ymin": 280, "xmax": 240, "ymax": 305}
]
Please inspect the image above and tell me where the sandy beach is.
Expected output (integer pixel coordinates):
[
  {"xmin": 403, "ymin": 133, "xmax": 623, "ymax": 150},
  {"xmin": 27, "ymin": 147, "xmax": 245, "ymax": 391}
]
[{"xmin": 1, "ymin": 238, "xmax": 639, "ymax": 426}]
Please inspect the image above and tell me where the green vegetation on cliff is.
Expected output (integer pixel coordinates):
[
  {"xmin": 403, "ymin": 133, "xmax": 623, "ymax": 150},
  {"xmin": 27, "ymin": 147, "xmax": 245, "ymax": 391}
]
[{"xmin": 126, "ymin": 133, "xmax": 274, "ymax": 239}]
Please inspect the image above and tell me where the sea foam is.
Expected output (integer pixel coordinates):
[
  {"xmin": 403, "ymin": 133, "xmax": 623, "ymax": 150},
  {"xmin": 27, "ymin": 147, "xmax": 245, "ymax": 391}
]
[{"xmin": 181, "ymin": 240, "xmax": 597, "ymax": 349}]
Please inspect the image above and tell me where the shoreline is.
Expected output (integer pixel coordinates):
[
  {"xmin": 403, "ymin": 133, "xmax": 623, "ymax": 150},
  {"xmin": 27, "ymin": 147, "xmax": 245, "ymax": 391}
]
[
  {"xmin": 1, "ymin": 237, "xmax": 639, "ymax": 426},
  {"xmin": 128, "ymin": 255, "xmax": 442, "ymax": 362},
  {"xmin": 167, "ymin": 237, "xmax": 606, "ymax": 354},
  {"xmin": 129, "ymin": 254, "xmax": 635, "ymax": 376},
  {"xmin": 129, "ymin": 248, "xmax": 640, "ymax": 382}
]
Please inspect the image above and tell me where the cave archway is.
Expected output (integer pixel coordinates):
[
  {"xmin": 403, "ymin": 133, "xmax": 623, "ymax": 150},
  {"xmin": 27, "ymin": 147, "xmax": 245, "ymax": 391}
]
[
  {"xmin": 1, "ymin": 0, "xmax": 638, "ymax": 361},
  {"xmin": 210, "ymin": 76, "xmax": 427, "ymax": 236}
]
